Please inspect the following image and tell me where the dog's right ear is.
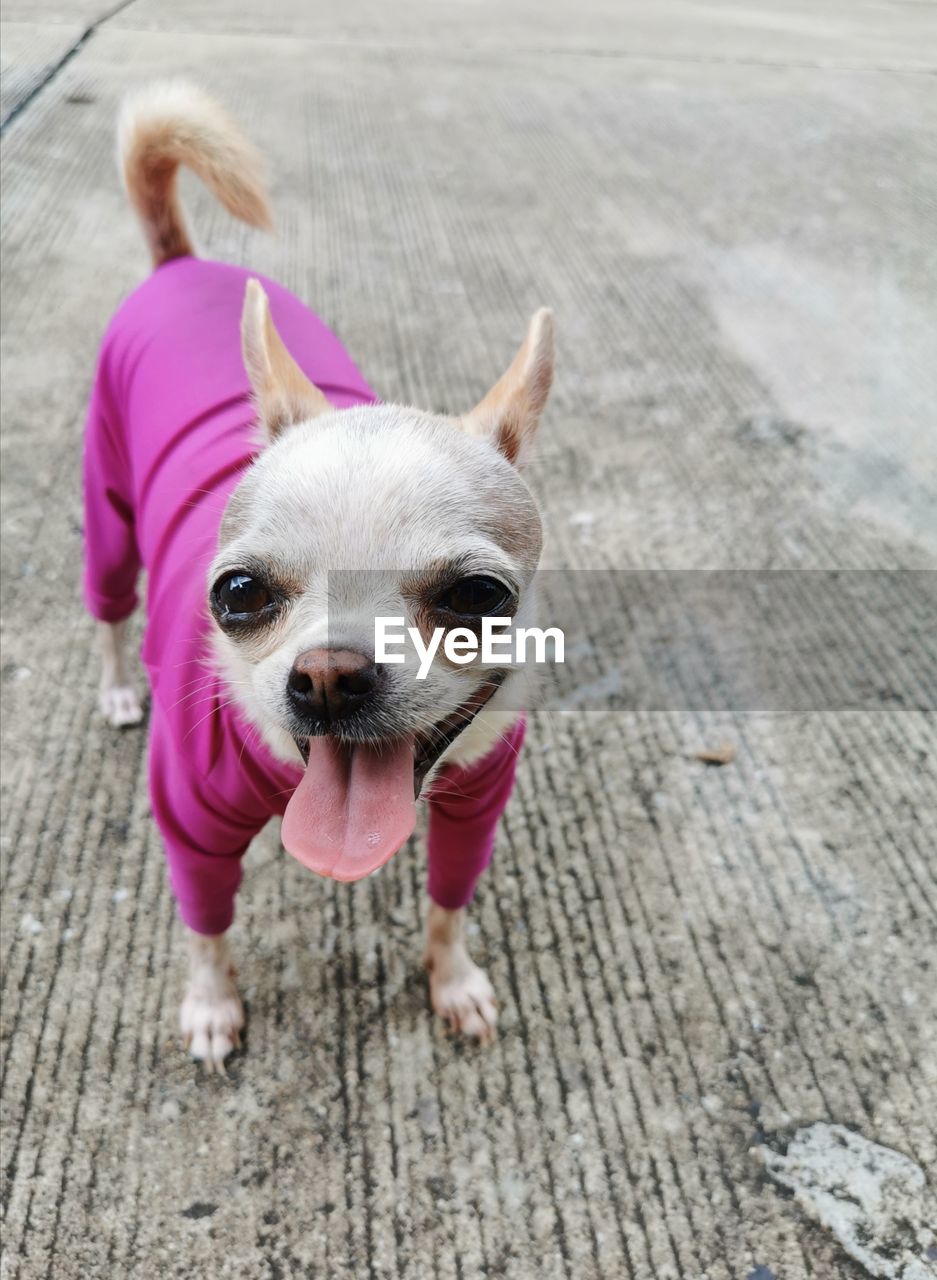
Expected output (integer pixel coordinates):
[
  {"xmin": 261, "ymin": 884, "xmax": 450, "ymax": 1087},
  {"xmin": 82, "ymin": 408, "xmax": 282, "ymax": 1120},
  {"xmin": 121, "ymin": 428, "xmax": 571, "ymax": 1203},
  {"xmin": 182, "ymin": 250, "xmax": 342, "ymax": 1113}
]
[{"xmin": 241, "ymin": 279, "xmax": 332, "ymax": 440}]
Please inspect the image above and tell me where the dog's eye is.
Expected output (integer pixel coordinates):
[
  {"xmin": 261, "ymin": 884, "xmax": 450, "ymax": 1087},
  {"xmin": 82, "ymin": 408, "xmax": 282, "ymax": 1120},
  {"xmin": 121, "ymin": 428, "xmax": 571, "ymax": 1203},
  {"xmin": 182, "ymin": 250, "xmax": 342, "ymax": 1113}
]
[
  {"xmin": 211, "ymin": 572, "xmax": 273, "ymax": 622},
  {"xmin": 436, "ymin": 576, "xmax": 513, "ymax": 617}
]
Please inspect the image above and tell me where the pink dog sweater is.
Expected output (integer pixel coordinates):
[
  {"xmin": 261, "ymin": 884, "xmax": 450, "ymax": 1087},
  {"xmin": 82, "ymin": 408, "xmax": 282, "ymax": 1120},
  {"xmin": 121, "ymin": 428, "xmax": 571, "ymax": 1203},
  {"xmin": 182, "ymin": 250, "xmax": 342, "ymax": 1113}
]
[{"xmin": 83, "ymin": 257, "xmax": 524, "ymax": 935}]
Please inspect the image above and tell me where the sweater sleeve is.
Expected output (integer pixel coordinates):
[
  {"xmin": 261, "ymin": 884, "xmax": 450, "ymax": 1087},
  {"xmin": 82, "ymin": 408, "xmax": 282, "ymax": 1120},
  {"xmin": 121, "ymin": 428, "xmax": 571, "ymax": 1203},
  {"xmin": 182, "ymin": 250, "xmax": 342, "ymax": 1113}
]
[
  {"xmin": 425, "ymin": 718, "xmax": 526, "ymax": 909},
  {"xmin": 148, "ymin": 713, "xmax": 264, "ymax": 935},
  {"xmin": 82, "ymin": 349, "xmax": 141, "ymax": 623}
]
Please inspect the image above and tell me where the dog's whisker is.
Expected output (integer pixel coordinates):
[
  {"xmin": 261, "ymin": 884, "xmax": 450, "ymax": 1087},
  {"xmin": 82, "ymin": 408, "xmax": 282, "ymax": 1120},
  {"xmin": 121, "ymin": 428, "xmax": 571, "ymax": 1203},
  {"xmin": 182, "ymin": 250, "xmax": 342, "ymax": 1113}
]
[
  {"xmin": 182, "ymin": 694, "xmax": 244, "ymax": 742},
  {"xmin": 167, "ymin": 679, "xmax": 252, "ymax": 713},
  {"xmin": 166, "ymin": 670, "xmax": 244, "ymax": 698},
  {"xmin": 237, "ymin": 722, "xmax": 268, "ymax": 769}
]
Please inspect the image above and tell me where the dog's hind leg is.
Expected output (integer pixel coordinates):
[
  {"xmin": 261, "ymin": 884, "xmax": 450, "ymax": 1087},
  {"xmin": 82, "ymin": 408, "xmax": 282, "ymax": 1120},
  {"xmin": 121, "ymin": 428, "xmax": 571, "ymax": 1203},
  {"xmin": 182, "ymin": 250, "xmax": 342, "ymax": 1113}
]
[
  {"xmin": 82, "ymin": 343, "xmax": 145, "ymax": 727},
  {"xmin": 97, "ymin": 619, "xmax": 144, "ymax": 726}
]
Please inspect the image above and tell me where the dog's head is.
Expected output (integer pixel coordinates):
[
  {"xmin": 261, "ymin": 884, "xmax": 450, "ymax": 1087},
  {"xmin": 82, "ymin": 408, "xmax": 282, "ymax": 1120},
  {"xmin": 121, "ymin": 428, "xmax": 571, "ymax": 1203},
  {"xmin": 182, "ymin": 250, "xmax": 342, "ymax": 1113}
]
[{"xmin": 208, "ymin": 280, "xmax": 554, "ymax": 881}]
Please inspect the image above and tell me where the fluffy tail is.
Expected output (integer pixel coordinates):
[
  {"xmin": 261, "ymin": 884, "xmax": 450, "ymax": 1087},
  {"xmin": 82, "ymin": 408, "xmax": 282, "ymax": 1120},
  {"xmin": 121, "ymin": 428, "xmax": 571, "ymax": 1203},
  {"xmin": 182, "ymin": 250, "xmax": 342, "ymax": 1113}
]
[{"xmin": 118, "ymin": 82, "xmax": 273, "ymax": 267}]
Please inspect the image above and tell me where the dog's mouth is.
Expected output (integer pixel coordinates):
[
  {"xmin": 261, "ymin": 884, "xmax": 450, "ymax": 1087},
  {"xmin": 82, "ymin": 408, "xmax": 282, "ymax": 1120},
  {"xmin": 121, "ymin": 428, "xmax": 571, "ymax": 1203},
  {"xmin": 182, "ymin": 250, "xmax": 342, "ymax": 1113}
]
[{"xmin": 281, "ymin": 673, "xmax": 505, "ymax": 882}]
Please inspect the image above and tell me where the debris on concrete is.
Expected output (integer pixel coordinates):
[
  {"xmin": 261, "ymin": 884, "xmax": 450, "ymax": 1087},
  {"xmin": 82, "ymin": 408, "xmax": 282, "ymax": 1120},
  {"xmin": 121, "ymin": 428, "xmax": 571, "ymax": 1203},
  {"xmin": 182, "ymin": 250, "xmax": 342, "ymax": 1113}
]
[{"xmin": 695, "ymin": 742, "xmax": 736, "ymax": 766}]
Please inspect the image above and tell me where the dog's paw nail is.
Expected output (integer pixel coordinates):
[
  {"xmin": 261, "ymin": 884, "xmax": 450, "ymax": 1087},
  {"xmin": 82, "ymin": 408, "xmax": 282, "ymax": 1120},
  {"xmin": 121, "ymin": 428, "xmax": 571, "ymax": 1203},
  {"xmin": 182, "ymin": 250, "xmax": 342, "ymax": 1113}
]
[
  {"xmin": 211, "ymin": 1035, "xmax": 234, "ymax": 1070},
  {"xmin": 460, "ymin": 1001, "xmax": 497, "ymax": 1043},
  {"xmin": 201, "ymin": 1045, "xmax": 229, "ymax": 1076}
]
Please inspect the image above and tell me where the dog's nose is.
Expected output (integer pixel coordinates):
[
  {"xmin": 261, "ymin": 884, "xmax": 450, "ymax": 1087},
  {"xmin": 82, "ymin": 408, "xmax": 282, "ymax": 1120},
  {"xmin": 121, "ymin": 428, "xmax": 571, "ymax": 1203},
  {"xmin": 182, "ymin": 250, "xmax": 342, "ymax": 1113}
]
[{"xmin": 287, "ymin": 648, "xmax": 379, "ymax": 725}]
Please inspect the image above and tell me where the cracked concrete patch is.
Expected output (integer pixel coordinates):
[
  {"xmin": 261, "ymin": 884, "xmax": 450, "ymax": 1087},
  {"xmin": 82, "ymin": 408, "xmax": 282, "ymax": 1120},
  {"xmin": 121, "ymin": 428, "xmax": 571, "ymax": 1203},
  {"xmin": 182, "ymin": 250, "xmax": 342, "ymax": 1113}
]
[{"xmin": 762, "ymin": 1124, "xmax": 937, "ymax": 1279}]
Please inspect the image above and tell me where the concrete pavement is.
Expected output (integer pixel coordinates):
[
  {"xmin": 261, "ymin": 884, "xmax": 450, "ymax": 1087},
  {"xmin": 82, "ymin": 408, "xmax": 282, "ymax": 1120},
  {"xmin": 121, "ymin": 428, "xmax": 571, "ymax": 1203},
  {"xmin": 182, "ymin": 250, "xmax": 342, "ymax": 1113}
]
[{"xmin": 1, "ymin": 3, "xmax": 935, "ymax": 1277}]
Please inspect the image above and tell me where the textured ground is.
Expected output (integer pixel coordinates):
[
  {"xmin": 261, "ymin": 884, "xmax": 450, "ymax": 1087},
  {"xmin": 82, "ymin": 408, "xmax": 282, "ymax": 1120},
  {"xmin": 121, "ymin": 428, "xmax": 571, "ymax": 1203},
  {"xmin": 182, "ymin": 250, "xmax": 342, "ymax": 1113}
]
[{"xmin": 1, "ymin": 2, "xmax": 936, "ymax": 1277}]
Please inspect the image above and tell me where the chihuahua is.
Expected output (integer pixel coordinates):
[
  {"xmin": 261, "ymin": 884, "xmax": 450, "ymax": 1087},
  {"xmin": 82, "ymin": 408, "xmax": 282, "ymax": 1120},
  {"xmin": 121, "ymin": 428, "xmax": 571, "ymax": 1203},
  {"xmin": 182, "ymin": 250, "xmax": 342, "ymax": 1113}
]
[{"xmin": 84, "ymin": 83, "xmax": 553, "ymax": 1071}]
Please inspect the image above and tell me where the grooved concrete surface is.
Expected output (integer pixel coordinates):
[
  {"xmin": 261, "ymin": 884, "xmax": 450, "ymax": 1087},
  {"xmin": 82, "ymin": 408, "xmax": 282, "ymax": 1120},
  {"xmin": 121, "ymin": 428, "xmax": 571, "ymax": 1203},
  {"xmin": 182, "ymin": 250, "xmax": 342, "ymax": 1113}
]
[{"xmin": 1, "ymin": 3, "xmax": 936, "ymax": 1278}]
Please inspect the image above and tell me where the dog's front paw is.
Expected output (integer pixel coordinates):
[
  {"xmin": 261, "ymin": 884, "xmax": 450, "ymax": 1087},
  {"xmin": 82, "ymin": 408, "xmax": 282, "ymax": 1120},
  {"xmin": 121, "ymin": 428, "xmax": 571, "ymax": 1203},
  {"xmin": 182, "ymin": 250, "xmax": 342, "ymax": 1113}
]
[
  {"xmin": 424, "ymin": 904, "xmax": 498, "ymax": 1043},
  {"xmin": 180, "ymin": 971, "xmax": 244, "ymax": 1074},
  {"xmin": 99, "ymin": 683, "xmax": 144, "ymax": 727},
  {"xmin": 425, "ymin": 944, "xmax": 498, "ymax": 1044},
  {"xmin": 429, "ymin": 959, "xmax": 498, "ymax": 1043}
]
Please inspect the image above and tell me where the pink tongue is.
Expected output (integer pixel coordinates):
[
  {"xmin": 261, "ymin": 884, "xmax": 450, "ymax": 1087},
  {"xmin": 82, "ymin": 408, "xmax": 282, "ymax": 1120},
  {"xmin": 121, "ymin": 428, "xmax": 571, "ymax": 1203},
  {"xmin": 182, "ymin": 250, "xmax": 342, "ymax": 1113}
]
[{"xmin": 281, "ymin": 737, "xmax": 416, "ymax": 882}]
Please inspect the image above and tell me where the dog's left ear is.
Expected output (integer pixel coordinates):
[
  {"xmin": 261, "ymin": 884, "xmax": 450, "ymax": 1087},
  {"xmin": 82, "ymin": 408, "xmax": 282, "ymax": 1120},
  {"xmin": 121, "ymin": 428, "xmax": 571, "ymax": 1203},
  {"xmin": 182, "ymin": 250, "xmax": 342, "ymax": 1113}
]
[
  {"xmin": 241, "ymin": 278, "xmax": 332, "ymax": 440},
  {"xmin": 461, "ymin": 308, "xmax": 554, "ymax": 466}
]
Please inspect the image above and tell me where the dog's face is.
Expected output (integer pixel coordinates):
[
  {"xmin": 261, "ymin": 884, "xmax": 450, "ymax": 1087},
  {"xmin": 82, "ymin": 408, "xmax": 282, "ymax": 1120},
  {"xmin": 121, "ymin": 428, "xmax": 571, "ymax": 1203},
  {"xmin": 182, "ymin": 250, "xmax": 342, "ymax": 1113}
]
[{"xmin": 206, "ymin": 282, "xmax": 554, "ymax": 882}]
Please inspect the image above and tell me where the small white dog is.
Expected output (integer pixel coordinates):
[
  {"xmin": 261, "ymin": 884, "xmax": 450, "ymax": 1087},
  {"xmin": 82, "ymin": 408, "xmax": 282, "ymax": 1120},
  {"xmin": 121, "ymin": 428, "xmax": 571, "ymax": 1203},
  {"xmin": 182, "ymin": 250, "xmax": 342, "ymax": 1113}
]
[{"xmin": 84, "ymin": 84, "xmax": 553, "ymax": 1070}]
